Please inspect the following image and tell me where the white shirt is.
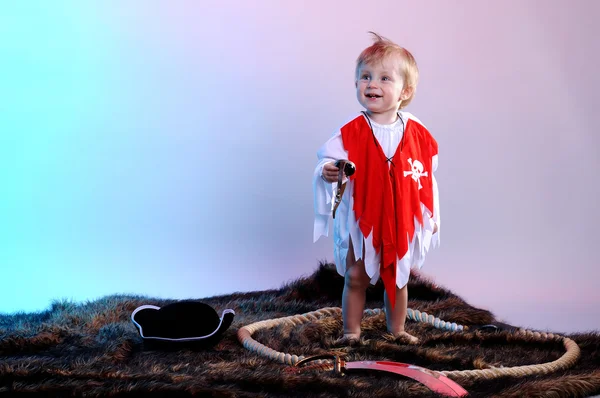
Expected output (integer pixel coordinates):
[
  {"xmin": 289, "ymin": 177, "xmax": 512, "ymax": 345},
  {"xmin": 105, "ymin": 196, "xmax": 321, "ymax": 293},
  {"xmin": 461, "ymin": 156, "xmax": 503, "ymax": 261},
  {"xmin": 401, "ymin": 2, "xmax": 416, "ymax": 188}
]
[{"xmin": 312, "ymin": 111, "xmax": 440, "ymax": 288}]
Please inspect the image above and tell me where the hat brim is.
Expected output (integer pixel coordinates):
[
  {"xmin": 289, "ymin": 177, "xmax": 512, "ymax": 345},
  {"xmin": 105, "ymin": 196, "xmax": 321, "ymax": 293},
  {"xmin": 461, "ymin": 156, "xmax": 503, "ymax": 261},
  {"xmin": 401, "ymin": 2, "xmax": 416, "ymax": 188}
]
[{"xmin": 131, "ymin": 302, "xmax": 235, "ymax": 350}]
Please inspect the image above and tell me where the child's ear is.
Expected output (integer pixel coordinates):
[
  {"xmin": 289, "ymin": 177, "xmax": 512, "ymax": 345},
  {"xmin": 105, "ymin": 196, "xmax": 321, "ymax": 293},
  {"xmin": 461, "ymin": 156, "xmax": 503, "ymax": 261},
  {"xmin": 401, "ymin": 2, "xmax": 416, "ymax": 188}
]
[{"xmin": 400, "ymin": 86, "xmax": 415, "ymax": 101}]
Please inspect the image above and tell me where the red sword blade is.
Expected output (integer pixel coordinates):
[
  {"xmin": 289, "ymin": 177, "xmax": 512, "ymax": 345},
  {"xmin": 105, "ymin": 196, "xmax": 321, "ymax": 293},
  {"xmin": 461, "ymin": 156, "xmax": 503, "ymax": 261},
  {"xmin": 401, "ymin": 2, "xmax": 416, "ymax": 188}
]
[{"xmin": 344, "ymin": 361, "xmax": 468, "ymax": 397}]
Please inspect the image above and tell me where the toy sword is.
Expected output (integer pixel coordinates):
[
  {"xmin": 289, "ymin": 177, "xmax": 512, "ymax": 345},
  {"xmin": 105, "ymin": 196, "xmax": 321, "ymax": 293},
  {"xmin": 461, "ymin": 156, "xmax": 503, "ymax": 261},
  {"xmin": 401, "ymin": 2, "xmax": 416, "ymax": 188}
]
[{"xmin": 294, "ymin": 354, "xmax": 468, "ymax": 397}]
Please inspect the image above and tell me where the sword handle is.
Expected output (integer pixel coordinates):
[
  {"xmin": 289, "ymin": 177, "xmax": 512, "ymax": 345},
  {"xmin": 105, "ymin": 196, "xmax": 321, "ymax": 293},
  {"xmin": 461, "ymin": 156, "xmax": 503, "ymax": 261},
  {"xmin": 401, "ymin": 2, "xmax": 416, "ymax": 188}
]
[
  {"xmin": 334, "ymin": 160, "xmax": 356, "ymax": 177},
  {"xmin": 294, "ymin": 353, "xmax": 346, "ymax": 374}
]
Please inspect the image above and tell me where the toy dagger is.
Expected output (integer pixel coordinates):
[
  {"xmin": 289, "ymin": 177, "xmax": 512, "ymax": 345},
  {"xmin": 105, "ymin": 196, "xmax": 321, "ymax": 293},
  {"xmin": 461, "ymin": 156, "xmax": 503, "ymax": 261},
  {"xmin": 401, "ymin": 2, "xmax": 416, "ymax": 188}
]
[{"xmin": 331, "ymin": 160, "xmax": 356, "ymax": 219}]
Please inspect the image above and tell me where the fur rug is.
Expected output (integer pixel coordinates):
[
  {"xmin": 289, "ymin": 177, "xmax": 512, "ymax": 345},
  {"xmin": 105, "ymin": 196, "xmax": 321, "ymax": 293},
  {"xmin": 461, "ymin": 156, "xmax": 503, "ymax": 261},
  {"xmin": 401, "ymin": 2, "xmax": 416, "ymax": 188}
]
[{"xmin": 1, "ymin": 262, "xmax": 599, "ymax": 397}]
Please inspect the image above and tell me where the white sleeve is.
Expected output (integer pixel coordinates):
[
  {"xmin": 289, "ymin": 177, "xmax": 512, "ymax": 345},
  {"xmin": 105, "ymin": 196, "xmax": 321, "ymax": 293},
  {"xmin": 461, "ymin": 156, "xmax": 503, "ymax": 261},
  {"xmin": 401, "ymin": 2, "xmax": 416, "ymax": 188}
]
[
  {"xmin": 430, "ymin": 154, "xmax": 440, "ymax": 248},
  {"xmin": 413, "ymin": 154, "xmax": 440, "ymax": 268},
  {"xmin": 313, "ymin": 130, "xmax": 348, "ymax": 242}
]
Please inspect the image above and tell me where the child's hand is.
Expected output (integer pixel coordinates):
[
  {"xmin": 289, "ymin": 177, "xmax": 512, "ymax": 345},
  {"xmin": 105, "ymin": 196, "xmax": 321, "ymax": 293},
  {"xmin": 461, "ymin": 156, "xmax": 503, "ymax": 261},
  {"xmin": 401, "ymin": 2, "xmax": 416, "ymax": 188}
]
[{"xmin": 322, "ymin": 162, "xmax": 341, "ymax": 183}]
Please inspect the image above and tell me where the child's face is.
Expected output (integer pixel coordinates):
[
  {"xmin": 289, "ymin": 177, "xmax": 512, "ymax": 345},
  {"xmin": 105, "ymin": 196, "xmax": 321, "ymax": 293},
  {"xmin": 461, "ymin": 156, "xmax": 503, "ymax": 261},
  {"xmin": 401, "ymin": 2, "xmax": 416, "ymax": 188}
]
[{"xmin": 355, "ymin": 57, "xmax": 411, "ymax": 119}]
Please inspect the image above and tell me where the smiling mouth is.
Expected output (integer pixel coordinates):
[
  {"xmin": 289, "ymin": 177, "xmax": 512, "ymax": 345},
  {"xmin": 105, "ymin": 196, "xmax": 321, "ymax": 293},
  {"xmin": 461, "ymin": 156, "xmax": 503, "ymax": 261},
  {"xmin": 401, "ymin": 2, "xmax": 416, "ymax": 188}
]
[{"xmin": 366, "ymin": 94, "xmax": 381, "ymax": 98}]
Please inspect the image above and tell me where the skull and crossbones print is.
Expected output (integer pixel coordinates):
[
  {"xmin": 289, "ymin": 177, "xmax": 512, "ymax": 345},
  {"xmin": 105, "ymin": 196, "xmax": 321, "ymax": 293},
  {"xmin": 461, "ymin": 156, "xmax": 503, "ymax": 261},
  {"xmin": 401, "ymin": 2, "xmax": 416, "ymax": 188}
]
[{"xmin": 403, "ymin": 158, "xmax": 428, "ymax": 189}]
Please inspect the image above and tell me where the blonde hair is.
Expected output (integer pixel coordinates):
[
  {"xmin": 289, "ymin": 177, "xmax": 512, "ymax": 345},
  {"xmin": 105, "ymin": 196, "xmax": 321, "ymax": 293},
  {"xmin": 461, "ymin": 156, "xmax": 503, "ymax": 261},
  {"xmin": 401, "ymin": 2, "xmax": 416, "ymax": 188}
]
[{"xmin": 355, "ymin": 32, "xmax": 419, "ymax": 109}]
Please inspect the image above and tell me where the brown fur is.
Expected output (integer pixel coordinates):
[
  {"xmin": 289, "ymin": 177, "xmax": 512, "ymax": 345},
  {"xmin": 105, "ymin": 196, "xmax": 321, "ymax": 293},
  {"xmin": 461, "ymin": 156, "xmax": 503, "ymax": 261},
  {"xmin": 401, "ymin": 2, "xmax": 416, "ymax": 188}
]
[{"xmin": 0, "ymin": 262, "xmax": 598, "ymax": 397}]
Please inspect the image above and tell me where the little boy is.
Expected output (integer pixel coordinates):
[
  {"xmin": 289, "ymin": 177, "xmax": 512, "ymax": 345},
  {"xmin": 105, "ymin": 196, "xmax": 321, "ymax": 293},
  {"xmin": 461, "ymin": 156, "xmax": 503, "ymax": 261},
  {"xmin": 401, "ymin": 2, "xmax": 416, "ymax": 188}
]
[{"xmin": 313, "ymin": 32, "xmax": 440, "ymax": 344}]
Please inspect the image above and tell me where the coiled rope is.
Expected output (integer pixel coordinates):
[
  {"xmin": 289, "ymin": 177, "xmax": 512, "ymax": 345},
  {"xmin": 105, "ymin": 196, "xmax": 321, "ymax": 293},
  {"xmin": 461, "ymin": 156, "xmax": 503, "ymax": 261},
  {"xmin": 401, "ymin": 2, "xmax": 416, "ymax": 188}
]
[{"xmin": 237, "ymin": 307, "xmax": 580, "ymax": 381}]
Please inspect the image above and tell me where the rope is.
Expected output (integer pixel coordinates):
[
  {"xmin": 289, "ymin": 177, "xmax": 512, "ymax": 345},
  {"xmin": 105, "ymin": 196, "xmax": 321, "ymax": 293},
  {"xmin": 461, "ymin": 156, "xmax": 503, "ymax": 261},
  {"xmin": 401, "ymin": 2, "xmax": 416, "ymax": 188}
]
[{"xmin": 237, "ymin": 306, "xmax": 581, "ymax": 381}]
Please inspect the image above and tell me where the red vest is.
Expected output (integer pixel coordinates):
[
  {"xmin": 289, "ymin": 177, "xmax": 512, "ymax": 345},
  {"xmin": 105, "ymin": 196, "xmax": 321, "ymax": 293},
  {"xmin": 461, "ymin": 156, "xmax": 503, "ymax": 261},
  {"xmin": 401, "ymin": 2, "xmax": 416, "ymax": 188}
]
[{"xmin": 341, "ymin": 115, "xmax": 438, "ymax": 306}]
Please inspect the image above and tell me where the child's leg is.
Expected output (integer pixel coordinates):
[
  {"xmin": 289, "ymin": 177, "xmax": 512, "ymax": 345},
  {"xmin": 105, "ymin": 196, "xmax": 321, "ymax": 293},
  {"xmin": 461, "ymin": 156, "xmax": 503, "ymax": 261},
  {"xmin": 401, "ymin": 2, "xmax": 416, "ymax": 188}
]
[
  {"xmin": 384, "ymin": 284, "xmax": 419, "ymax": 344},
  {"xmin": 341, "ymin": 237, "xmax": 370, "ymax": 340}
]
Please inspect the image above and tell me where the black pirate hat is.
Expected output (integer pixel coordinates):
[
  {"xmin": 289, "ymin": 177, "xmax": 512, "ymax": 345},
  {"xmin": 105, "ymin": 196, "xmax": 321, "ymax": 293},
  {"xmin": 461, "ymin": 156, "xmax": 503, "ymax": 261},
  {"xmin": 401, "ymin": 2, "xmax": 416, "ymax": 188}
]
[{"xmin": 131, "ymin": 301, "xmax": 235, "ymax": 350}]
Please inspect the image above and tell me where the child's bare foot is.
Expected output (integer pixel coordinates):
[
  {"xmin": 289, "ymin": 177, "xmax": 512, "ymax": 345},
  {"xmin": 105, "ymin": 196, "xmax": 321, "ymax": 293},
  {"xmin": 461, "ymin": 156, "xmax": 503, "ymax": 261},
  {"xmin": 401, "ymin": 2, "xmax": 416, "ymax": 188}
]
[
  {"xmin": 392, "ymin": 331, "xmax": 420, "ymax": 345},
  {"xmin": 333, "ymin": 333, "xmax": 361, "ymax": 346}
]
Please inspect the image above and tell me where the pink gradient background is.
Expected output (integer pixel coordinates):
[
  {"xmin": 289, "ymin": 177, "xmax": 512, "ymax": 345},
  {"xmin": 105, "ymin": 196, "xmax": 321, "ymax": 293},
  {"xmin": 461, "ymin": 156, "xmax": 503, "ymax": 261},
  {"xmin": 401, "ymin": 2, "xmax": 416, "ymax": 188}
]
[{"xmin": 1, "ymin": 1, "xmax": 598, "ymax": 334}]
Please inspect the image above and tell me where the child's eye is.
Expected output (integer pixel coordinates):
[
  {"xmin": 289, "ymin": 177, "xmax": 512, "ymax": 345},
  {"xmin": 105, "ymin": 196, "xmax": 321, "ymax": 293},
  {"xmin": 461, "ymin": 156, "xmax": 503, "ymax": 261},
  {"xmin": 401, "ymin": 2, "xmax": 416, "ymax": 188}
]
[
  {"xmin": 361, "ymin": 74, "xmax": 370, "ymax": 80},
  {"xmin": 382, "ymin": 76, "xmax": 390, "ymax": 81}
]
